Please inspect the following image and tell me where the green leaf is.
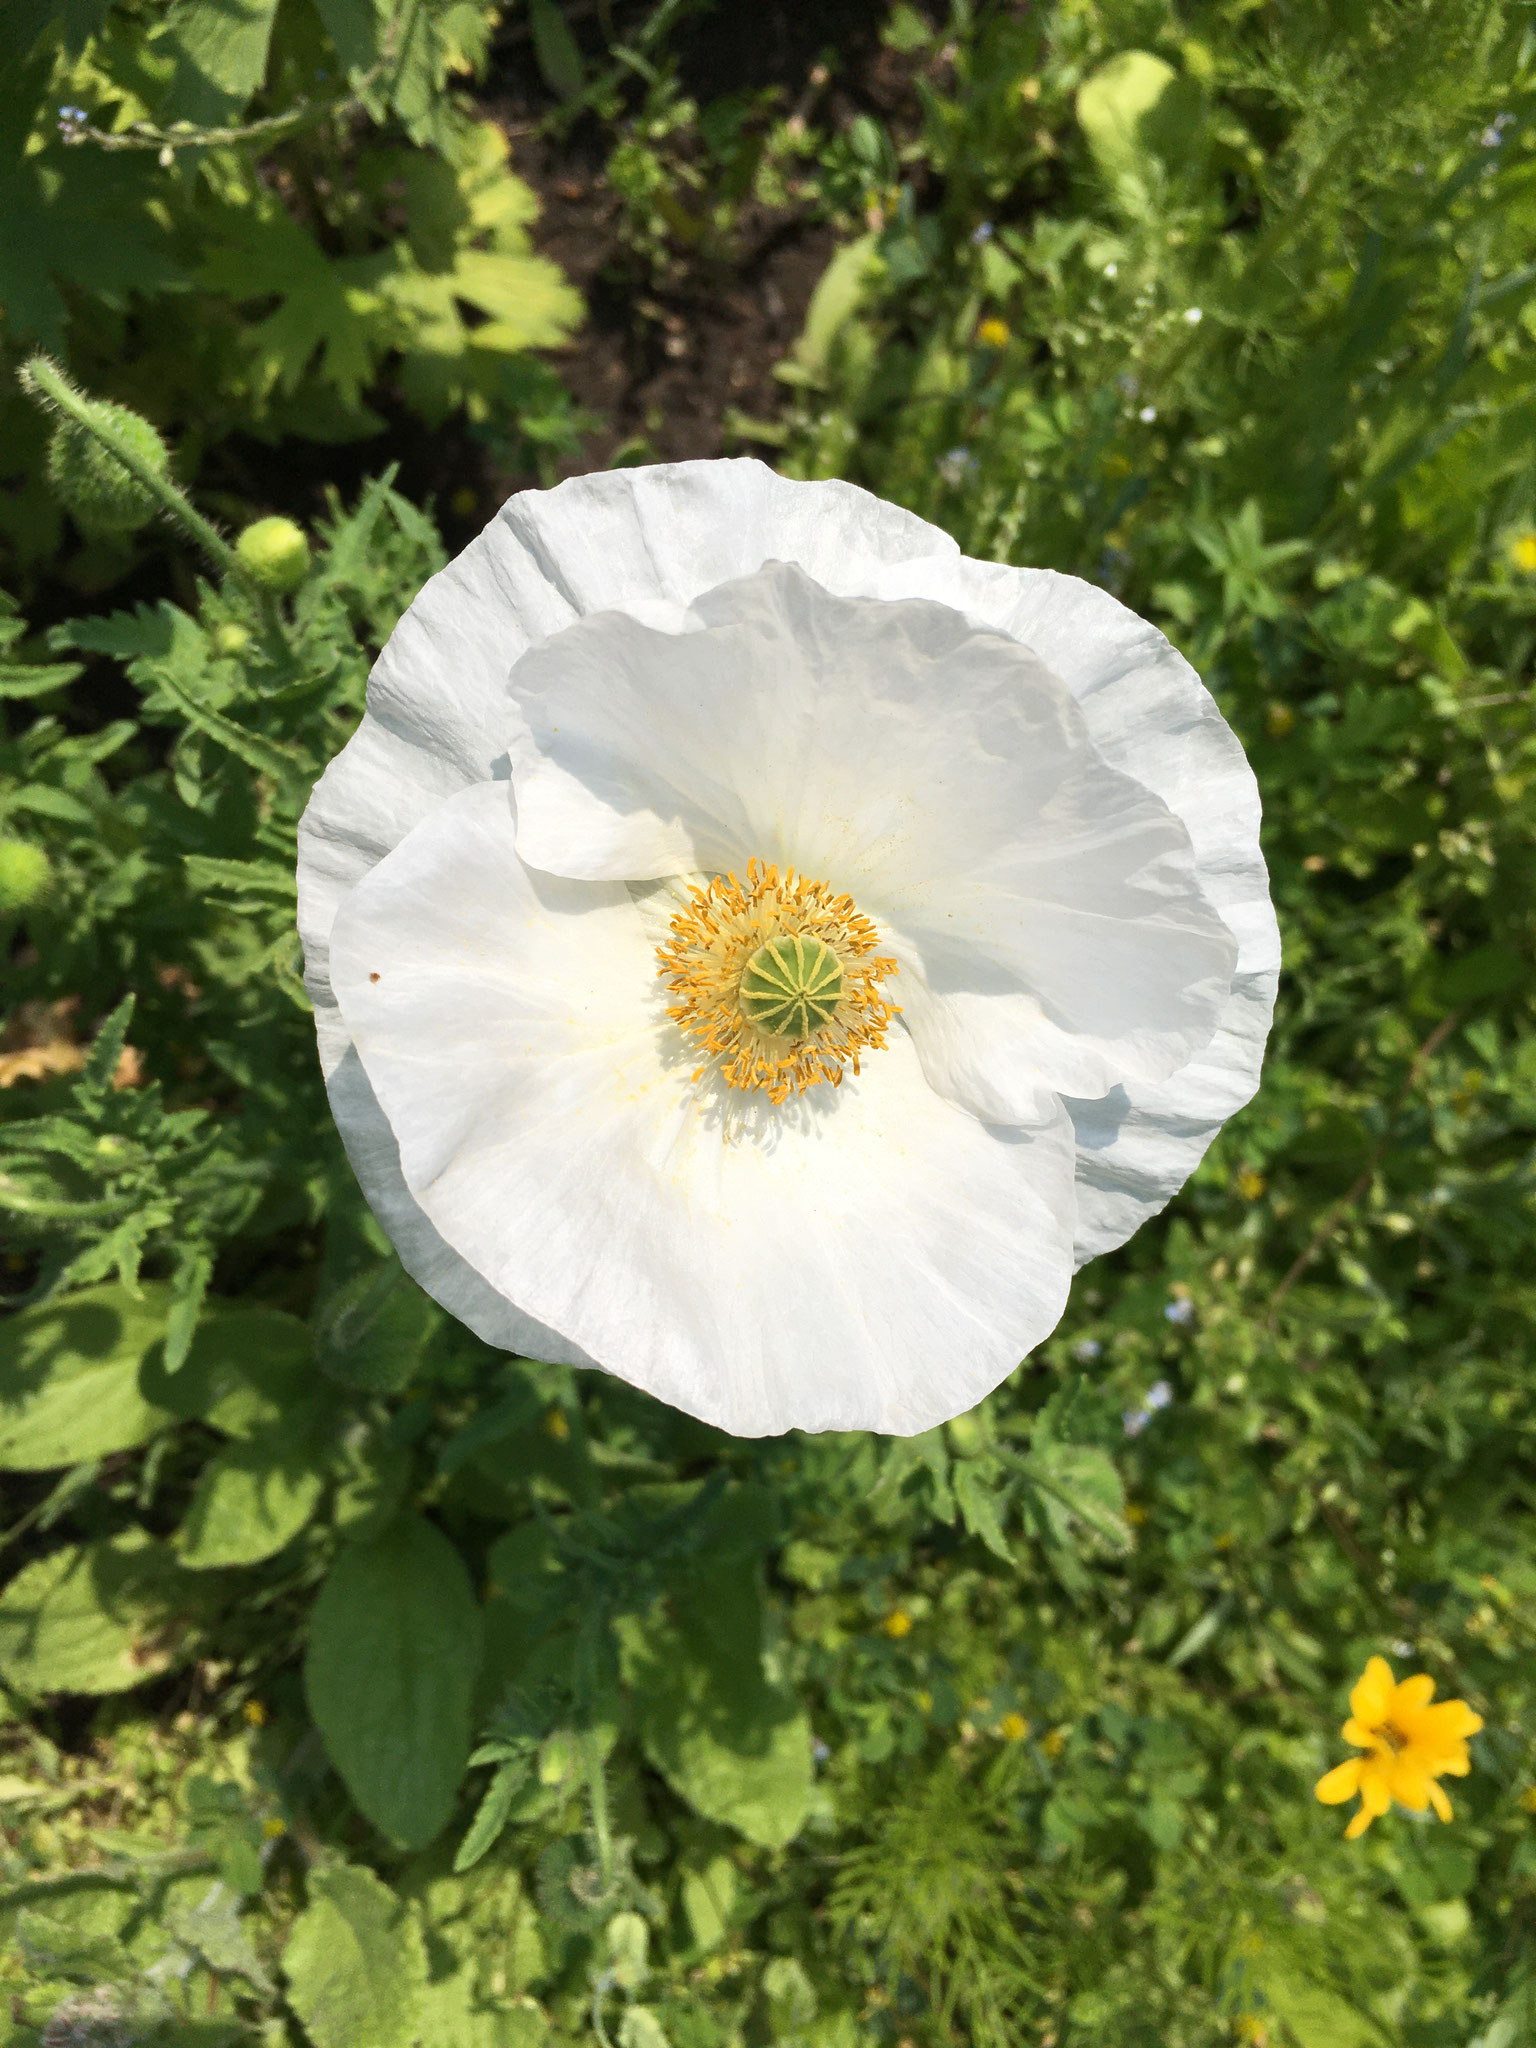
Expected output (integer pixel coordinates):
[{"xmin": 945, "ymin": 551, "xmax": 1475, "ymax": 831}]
[
  {"xmin": 788, "ymin": 233, "xmax": 882, "ymax": 379},
  {"xmin": 621, "ymin": 1556, "xmax": 811, "ymax": 1850},
  {"xmin": 140, "ymin": 1305, "xmax": 313, "ymax": 1437},
  {"xmin": 282, "ymin": 1864, "xmax": 427, "ymax": 2048},
  {"xmin": 0, "ymin": 1284, "xmax": 173, "ymax": 1470},
  {"xmin": 150, "ymin": 659, "xmax": 308, "ymax": 787},
  {"xmin": 0, "ymin": 1532, "xmax": 189, "ymax": 1695},
  {"xmin": 158, "ymin": 0, "xmax": 282, "ymax": 125},
  {"xmin": 315, "ymin": 1260, "xmax": 436, "ymax": 1394},
  {"xmin": 1428, "ymin": 942, "xmax": 1524, "ymax": 1005},
  {"xmin": 310, "ymin": 0, "xmax": 382, "ymax": 76},
  {"xmin": 176, "ymin": 1416, "xmax": 327, "ymax": 1569},
  {"xmin": 197, "ymin": 198, "xmax": 390, "ymax": 406},
  {"xmin": 952, "ymin": 1459, "xmax": 1015, "ymax": 1564},
  {"xmin": 1075, "ymin": 50, "xmax": 1205, "ymax": 184},
  {"xmin": 0, "ymin": 657, "xmax": 82, "ymax": 699},
  {"xmin": 1021, "ymin": 1439, "xmax": 1132, "ymax": 1565},
  {"xmin": 452, "ymin": 1755, "xmax": 531, "ymax": 1873},
  {"xmin": 527, "ymin": 0, "xmax": 585, "ymax": 101},
  {"xmin": 305, "ymin": 1515, "xmax": 484, "ymax": 1849}
]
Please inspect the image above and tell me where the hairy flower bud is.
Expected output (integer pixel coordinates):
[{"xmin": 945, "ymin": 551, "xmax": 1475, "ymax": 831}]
[
  {"xmin": 235, "ymin": 516, "xmax": 311, "ymax": 592},
  {"xmin": 0, "ymin": 837, "xmax": 52, "ymax": 912},
  {"xmin": 46, "ymin": 400, "xmax": 171, "ymax": 535}
]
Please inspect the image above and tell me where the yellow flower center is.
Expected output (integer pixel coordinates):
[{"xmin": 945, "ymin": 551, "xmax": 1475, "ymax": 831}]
[{"xmin": 656, "ymin": 858, "xmax": 899, "ymax": 1105}]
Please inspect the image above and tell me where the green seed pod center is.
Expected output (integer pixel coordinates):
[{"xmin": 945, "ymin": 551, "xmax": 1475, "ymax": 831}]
[{"xmin": 738, "ymin": 933, "xmax": 844, "ymax": 1040}]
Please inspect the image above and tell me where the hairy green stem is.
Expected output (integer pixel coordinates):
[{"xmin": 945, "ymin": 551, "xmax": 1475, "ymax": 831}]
[{"xmin": 19, "ymin": 356, "xmax": 265, "ymax": 602}]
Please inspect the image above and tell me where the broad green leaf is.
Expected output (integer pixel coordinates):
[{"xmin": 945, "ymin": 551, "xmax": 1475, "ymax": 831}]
[
  {"xmin": 0, "ymin": 1533, "xmax": 189, "ymax": 1695},
  {"xmin": 282, "ymin": 1864, "xmax": 426, "ymax": 2048},
  {"xmin": 176, "ymin": 1417, "xmax": 327, "ymax": 1569},
  {"xmin": 140, "ymin": 1305, "xmax": 313, "ymax": 1437},
  {"xmin": 680, "ymin": 1855, "xmax": 736, "ymax": 1952},
  {"xmin": 305, "ymin": 1515, "xmax": 484, "ymax": 1849},
  {"xmin": 315, "ymin": 1260, "xmax": 436, "ymax": 1394},
  {"xmin": 621, "ymin": 1556, "xmax": 811, "ymax": 1850},
  {"xmin": 159, "ymin": 0, "xmax": 281, "ymax": 125},
  {"xmin": 310, "ymin": 0, "xmax": 382, "ymax": 76},
  {"xmin": 1075, "ymin": 50, "xmax": 1205, "ymax": 185},
  {"xmin": 0, "ymin": 1283, "xmax": 173, "ymax": 1470}
]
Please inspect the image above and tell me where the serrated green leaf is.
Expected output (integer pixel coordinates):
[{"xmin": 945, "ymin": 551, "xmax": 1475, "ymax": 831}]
[
  {"xmin": 452, "ymin": 1755, "xmax": 530, "ymax": 1873},
  {"xmin": 1022, "ymin": 1440, "xmax": 1131, "ymax": 1555},
  {"xmin": 952, "ymin": 1459, "xmax": 1015, "ymax": 1563},
  {"xmin": 305, "ymin": 1515, "xmax": 484, "ymax": 1849},
  {"xmin": 621, "ymin": 1555, "xmax": 811, "ymax": 1850},
  {"xmin": 0, "ymin": 658, "xmax": 81, "ymax": 698}
]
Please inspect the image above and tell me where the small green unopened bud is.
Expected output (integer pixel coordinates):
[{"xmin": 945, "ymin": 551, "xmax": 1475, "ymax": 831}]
[
  {"xmin": 46, "ymin": 401, "xmax": 171, "ymax": 535},
  {"xmin": 213, "ymin": 622, "xmax": 252, "ymax": 655},
  {"xmin": 0, "ymin": 837, "xmax": 52, "ymax": 912},
  {"xmin": 235, "ymin": 516, "xmax": 311, "ymax": 592},
  {"xmin": 739, "ymin": 932, "xmax": 843, "ymax": 1039}
]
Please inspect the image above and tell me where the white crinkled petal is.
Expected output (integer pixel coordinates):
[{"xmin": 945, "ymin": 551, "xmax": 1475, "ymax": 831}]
[
  {"xmin": 297, "ymin": 458, "xmax": 950, "ymax": 1027},
  {"xmin": 296, "ymin": 461, "xmax": 958, "ymax": 1323},
  {"xmin": 327, "ymin": 782, "xmax": 1078, "ymax": 1438},
  {"xmin": 508, "ymin": 561, "xmax": 1237, "ymax": 1113},
  {"xmin": 850, "ymin": 552, "xmax": 1280, "ymax": 1258},
  {"xmin": 297, "ymin": 458, "xmax": 1276, "ymax": 1348}
]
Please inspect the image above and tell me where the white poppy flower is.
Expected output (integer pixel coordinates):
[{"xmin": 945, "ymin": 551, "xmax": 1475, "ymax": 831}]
[{"xmin": 297, "ymin": 460, "xmax": 1277, "ymax": 1438}]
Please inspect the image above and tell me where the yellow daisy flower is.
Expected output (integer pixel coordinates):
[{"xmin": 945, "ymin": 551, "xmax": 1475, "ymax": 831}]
[
  {"xmin": 1508, "ymin": 530, "xmax": 1536, "ymax": 574},
  {"xmin": 1315, "ymin": 1656, "xmax": 1482, "ymax": 1839},
  {"xmin": 976, "ymin": 316, "xmax": 1011, "ymax": 349}
]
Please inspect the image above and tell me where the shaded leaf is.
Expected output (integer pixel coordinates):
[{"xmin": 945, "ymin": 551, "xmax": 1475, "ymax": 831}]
[
  {"xmin": 305, "ymin": 1514, "xmax": 484, "ymax": 1848},
  {"xmin": 0, "ymin": 1284, "xmax": 173, "ymax": 1470}
]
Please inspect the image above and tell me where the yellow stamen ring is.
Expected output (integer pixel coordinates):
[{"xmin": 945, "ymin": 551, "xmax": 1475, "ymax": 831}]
[{"xmin": 656, "ymin": 858, "xmax": 899, "ymax": 1105}]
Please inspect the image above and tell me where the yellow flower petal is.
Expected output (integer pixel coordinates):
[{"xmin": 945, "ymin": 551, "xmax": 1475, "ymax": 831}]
[
  {"xmin": 1406, "ymin": 1699, "xmax": 1482, "ymax": 1742},
  {"xmin": 1344, "ymin": 1804, "xmax": 1375, "ymax": 1839},
  {"xmin": 1350, "ymin": 1657, "xmax": 1395, "ymax": 1728},
  {"xmin": 1316, "ymin": 1759, "xmax": 1364, "ymax": 1805},
  {"xmin": 1359, "ymin": 1766, "xmax": 1392, "ymax": 1818},
  {"xmin": 1341, "ymin": 1718, "xmax": 1379, "ymax": 1749},
  {"xmin": 1391, "ymin": 1673, "xmax": 1436, "ymax": 1715},
  {"xmin": 1428, "ymin": 1781, "xmax": 1453, "ymax": 1823},
  {"xmin": 1388, "ymin": 1763, "xmax": 1431, "ymax": 1812}
]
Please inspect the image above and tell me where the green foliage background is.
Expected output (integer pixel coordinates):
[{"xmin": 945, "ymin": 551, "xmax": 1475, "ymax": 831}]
[{"xmin": 2, "ymin": 2, "xmax": 1535, "ymax": 2045}]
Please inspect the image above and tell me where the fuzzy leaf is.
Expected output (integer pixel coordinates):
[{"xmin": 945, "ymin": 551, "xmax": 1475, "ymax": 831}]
[
  {"xmin": 283, "ymin": 1864, "xmax": 427, "ymax": 2048},
  {"xmin": 0, "ymin": 1532, "xmax": 190, "ymax": 1695},
  {"xmin": 0, "ymin": 1284, "xmax": 174, "ymax": 1470},
  {"xmin": 176, "ymin": 1416, "xmax": 327, "ymax": 1569},
  {"xmin": 305, "ymin": 1514, "xmax": 484, "ymax": 1849}
]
